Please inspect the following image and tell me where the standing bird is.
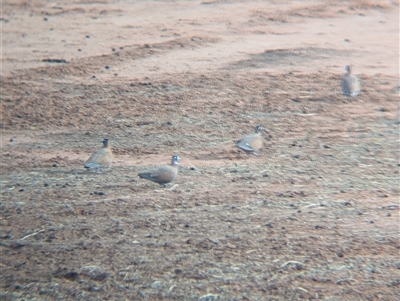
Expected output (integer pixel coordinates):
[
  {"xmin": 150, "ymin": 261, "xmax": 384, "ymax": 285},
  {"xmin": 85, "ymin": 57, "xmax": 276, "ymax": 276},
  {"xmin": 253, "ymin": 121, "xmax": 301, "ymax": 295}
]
[
  {"xmin": 84, "ymin": 138, "xmax": 113, "ymax": 172},
  {"xmin": 236, "ymin": 126, "xmax": 264, "ymax": 156},
  {"xmin": 341, "ymin": 65, "xmax": 361, "ymax": 97},
  {"xmin": 138, "ymin": 155, "xmax": 180, "ymax": 187}
]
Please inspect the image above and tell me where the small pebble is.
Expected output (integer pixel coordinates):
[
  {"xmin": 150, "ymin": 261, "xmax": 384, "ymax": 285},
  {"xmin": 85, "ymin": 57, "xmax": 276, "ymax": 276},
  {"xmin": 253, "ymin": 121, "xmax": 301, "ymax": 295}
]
[
  {"xmin": 105, "ymin": 66, "xmax": 110, "ymax": 69},
  {"xmin": 64, "ymin": 271, "xmax": 79, "ymax": 280},
  {"xmin": 43, "ymin": 17, "xmax": 48, "ymax": 21}
]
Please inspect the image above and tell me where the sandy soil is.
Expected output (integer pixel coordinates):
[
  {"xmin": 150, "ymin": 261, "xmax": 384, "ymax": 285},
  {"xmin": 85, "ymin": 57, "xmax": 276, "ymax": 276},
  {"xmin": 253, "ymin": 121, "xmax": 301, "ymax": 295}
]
[{"xmin": 1, "ymin": 0, "xmax": 399, "ymax": 300}]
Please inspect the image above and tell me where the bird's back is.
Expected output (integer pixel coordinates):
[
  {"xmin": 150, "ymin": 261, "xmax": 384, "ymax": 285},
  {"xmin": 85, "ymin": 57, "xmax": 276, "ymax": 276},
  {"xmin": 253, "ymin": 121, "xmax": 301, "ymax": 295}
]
[
  {"xmin": 138, "ymin": 165, "xmax": 178, "ymax": 184},
  {"xmin": 85, "ymin": 148, "xmax": 113, "ymax": 168},
  {"xmin": 342, "ymin": 73, "xmax": 361, "ymax": 97}
]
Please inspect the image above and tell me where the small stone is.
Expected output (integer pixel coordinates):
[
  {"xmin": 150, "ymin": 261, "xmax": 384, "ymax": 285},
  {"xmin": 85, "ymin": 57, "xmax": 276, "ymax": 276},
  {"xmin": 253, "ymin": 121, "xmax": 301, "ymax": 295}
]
[
  {"xmin": 105, "ymin": 66, "xmax": 110, "ymax": 70},
  {"xmin": 43, "ymin": 17, "xmax": 48, "ymax": 21},
  {"xmin": 64, "ymin": 271, "xmax": 79, "ymax": 280},
  {"xmin": 52, "ymin": 163, "xmax": 58, "ymax": 167},
  {"xmin": 80, "ymin": 266, "xmax": 108, "ymax": 281},
  {"xmin": 86, "ymin": 35, "xmax": 90, "ymax": 38}
]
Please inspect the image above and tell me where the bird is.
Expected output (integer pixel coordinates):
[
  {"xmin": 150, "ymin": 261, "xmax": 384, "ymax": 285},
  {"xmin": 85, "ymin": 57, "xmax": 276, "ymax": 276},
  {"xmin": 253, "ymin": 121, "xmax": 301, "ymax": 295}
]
[
  {"xmin": 138, "ymin": 155, "xmax": 180, "ymax": 187},
  {"xmin": 341, "ymin": 65, "xmax": 361, "ymax": 97},
  {"xmin": 84, "ymin": 138, "xmax": 113, "ymax": 172},
  {"xmin": 236, "ymin": 125, "xmax": 264, "ymax": 156}
]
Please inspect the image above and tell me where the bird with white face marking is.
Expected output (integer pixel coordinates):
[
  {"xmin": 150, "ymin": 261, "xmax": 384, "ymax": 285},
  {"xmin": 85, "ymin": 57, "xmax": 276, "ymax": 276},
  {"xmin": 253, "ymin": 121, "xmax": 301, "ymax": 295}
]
[
  {"xmin": 236, "ymin": 125, "xmax": 264, "ymax": 156},
  {"xmin": 138, "ymin": 155, "xmax": 180, "ymax": 187},
  {"xmin": 84, "ymin": 138, "xmax": 113, "ymax": 172}
]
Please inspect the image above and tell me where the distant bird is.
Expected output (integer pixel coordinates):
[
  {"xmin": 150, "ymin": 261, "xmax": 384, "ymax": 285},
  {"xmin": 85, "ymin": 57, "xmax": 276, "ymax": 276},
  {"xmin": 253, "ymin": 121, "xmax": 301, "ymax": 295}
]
[
  {"xmin": 138, "ymin": 155, "xmax": 180, "ymax": 187},
  {"xmin": 84, "ymin": 138, "xmax": 113, "ymax": 172},
  {"xmin": 341, "ymin": 65, "xmax": 361, "ymax": 97},
  {"xmin": 236, "ymin": 125, "xmax": 264, "ymax": 156}
]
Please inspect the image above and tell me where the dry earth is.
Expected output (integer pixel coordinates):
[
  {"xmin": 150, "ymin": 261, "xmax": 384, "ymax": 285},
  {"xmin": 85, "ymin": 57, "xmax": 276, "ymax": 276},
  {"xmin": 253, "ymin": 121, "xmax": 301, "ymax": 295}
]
[{"xmin": 1, "ymin": 0, "xmax": 399, "ymax": 300}]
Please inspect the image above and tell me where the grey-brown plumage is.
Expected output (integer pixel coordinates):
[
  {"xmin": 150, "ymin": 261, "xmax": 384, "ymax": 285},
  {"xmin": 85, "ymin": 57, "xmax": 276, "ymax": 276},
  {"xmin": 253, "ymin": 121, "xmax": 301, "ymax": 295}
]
[
  {"xmin": 84, "ymin": 138, "xmax": 113, "ymax": 172},
  {"xmin": 237, "ymin": 126, "xmax": 264, "ymax": 155},
  {"xmin": 138, "ymin": 155, "xmax": 180, "ymax": 186},
  {"xmin": 341, "ymin": 65, "xmax": 361, "ymax": 97}
]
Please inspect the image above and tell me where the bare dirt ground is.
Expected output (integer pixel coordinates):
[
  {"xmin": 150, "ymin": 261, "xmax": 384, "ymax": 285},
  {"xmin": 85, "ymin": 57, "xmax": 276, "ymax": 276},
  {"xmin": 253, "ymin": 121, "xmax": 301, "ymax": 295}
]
[{"xmin": 1, "ymin": 0, "xmax": 399, "ymax": 300}]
